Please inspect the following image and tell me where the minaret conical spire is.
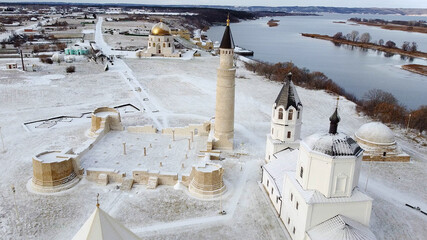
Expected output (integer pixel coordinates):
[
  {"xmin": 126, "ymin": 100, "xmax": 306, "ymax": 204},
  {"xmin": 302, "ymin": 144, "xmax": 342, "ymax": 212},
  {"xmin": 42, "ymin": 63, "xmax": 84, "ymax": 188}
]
[
  {"xmin": 220, "ymin": 15, "xmax": 234, "ymax": 49},
  {"xmin": 329, "ymin": 97, "xmax": 340, "ymax": 134}
]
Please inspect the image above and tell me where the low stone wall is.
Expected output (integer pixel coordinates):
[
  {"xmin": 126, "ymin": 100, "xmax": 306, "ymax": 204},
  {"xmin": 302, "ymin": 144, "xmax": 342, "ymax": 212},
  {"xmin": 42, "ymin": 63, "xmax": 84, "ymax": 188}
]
[
  {"xmin": 362, "ymin": 155, "xmax": 410, "ymax": 162},
  {"xmin": 132, "ymin": 169, "xmax": 178, "ymax": 186},
  {"xmin": 161, "ymin": 122, "xmax": 210, "ymax": 137},
  {"xmin": 127, "ymin": 125, "xmax": 157, "ymax": 134},
  {"xmin": 86, "ymin": 168, "xmax": 126, "ymax": 183}
]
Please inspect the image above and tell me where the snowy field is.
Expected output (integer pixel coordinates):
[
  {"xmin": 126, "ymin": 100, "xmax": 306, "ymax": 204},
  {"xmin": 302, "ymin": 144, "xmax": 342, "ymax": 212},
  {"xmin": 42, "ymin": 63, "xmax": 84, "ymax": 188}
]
[{"xmin": 0, "ymin": 18, "xmax": 426, "ymax": 240}]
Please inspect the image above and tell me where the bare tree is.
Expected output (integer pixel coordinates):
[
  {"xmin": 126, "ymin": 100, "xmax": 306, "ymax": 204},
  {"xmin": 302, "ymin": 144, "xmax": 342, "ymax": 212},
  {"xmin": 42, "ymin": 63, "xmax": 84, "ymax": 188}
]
[
  {"xmin": 349, "ymin": 30, "xmax": 359, "ymax": 42},
  {"xmin": 410, "ymin": 42, "xmax": 418, "ymax": 52},
  {"xmin": 401, "ymin": 41, "xmax": 410, "ymax": 51},
  {"xmin": 359, "ymin": 32, "xmax": 371, "ymax": 43},
  {"xmin": 333, "ymin": 32, "xmax": 344, "ymax": 40},
  {"xmin": 385, "ymin": 40, "xmax": 396, "ymax": 48}
]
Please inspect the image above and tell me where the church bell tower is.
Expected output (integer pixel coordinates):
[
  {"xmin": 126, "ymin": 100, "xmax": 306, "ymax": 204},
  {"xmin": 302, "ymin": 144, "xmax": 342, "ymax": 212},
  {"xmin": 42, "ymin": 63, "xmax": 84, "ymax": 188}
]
[{"xmin": 213, "ymin": 16, "xmax": 236, "ymax": 150}]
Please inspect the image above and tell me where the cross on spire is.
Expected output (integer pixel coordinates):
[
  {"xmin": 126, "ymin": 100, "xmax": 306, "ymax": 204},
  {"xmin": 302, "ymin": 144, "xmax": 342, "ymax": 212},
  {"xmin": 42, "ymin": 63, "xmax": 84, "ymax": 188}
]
[{"xmin": 96, "ymin": 193, "xmax": 100, "ymax": 208}]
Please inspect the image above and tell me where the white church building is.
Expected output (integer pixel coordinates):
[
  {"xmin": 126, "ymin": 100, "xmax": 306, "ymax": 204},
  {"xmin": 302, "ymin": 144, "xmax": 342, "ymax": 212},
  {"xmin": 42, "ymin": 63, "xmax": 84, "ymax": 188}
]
[
  {"xmin": 265, "ymin": 72, "xmax": 303, "ymax": 162},
  {"xmin": 261, "ymin": 83, "xmax": 376, "ymax": 240}
]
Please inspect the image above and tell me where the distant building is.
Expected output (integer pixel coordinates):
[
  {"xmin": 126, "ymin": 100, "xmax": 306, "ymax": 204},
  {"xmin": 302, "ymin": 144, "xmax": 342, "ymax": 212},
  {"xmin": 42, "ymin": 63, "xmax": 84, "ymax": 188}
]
[
  {"xmin": 265, "ymin": 73, "xmax": 303, "ymax": 162},
  {"xmin": 261, "ymin": 105, "xmax": 376, "ymax": 240},
  {"xmin": 355, "ymin": 122, "xmax": 410, "ymax": 162},
  {"xmin": 65, "ymin": 43, "xmax": 90, "ymax": 55},
  {"xmin": 6, "ymin": 63, "xmax": 18, "ymax": 69},
  {"xmin": 106, "ymin": 7, "xmax": 122, "ymax": 14},
  {"xmin": 138, "ymin": 21, "xmax": 181, "ymax": 57},
  {"xmin": 170, "ymin": 28, "xmax": 191, "ymax": 40}
]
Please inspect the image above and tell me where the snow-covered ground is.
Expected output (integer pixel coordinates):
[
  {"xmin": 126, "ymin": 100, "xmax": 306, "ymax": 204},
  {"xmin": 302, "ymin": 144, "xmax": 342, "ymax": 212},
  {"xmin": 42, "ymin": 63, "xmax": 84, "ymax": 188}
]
[{"xmin": 0, "ymin": 18, "xmax": 425, "ymax": 240}]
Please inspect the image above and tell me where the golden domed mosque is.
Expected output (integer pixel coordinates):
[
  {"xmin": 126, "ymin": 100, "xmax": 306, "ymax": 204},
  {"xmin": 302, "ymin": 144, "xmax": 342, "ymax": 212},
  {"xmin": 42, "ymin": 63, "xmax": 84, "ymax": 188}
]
[
  {"xmin": 355, "ymin": 122, "xmax": 410, "ymax": 162},
  {"xmin": 139, "ymin": 20, "xmax": 182, "ymax": 57}
]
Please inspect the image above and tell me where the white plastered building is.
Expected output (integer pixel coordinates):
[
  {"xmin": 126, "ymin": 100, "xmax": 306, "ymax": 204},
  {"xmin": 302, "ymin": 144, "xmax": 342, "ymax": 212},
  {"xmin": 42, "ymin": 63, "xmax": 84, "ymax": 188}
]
[
  {"xmin": 262, "ymin": 108, "xmax": 376, "ymax": 240},
  {"xmin": 139, "ymin": 21, "xmax": 181, "ymax": 58},
  {"xmin": 265, "ymin": 72, "xmax": 302, "ymax": 162}
]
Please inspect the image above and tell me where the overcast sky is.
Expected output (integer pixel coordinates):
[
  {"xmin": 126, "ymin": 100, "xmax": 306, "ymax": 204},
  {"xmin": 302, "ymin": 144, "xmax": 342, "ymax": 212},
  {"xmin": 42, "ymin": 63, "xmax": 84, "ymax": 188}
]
[{"xmin": 1, "ymin": 0, "xmax": 426, "ymax": 8}]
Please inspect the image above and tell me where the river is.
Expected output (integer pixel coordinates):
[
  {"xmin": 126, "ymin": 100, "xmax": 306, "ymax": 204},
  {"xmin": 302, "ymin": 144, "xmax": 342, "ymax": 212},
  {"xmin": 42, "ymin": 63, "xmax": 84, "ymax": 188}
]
[{"xmin": 206, "ymin": 13, "xmax": 427, "ymax": 109}]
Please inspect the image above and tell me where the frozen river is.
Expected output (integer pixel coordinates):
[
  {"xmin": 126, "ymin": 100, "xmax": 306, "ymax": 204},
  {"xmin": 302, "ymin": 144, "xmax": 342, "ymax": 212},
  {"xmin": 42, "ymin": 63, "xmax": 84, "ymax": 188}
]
[{"xmin": 207, "ymin": 14, "xmax": 427, "ymax": 109}]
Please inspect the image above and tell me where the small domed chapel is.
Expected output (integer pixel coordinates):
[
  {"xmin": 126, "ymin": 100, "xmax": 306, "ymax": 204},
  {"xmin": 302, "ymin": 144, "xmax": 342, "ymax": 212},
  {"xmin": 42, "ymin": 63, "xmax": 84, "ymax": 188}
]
[
  {"xmin": 140, "ymin": 21, "xmax": 182, "ymax": 57},
  {"xmin": 261, "ymin": 81, "xmax": 377, "ymax": 240}
]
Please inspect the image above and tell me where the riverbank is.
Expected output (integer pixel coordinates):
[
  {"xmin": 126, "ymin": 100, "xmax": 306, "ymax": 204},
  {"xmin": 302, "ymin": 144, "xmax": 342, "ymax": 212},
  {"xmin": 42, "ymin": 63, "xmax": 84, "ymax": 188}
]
[
  {"xmin": 348, "ymin": 20, "xmax": 427, "ymax": 34},
  {"xmin": 402, "ymin": 64, "xmax": 427, "ymax": 76},
  {"xmin": 301, "ymin": 33, "xmax": 427, "ymax": 59}
]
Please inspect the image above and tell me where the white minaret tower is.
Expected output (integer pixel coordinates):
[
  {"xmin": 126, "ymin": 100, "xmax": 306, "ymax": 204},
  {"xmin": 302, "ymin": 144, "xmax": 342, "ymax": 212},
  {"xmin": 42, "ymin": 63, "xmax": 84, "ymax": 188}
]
[
  {"xmin": 265, "ymin": 73, "xmax": 302, "ymax": 162},
  {"xmin": 213, "ymin": 16, "xmax": 236, "ymax": 150}
]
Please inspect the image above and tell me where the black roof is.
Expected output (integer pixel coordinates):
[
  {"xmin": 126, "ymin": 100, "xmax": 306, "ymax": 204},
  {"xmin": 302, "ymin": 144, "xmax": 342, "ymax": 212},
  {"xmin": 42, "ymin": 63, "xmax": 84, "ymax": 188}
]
[
  {"xmin": 329, "ymin": 108, "xmax": 341, "ymax": 134},
  {"xmin": 219, "ymin": 25, "xmax": 234, "ymax": 49},
  {"xmin": 274, "ymin": 73, "xmax": 302, "ymax": 110}
]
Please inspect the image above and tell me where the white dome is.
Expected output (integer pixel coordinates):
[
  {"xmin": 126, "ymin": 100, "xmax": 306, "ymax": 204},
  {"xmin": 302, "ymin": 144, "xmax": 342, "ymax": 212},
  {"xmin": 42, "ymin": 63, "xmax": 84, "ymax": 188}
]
[
  {"xmin": 303, "ymin": 132, "xmax": 362, "ymax": 157},
  {"xmin": 355, "ymin": 122, "xmax": 395, "ymax": 145}
]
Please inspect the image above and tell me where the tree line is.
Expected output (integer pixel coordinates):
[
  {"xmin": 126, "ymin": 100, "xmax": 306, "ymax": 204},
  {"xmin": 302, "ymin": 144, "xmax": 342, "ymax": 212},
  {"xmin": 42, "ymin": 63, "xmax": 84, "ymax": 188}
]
[
  {"xmin": 244, "ymin": 61, "xmax": 426, "ymax": 133},
  {"xmin": 333, "ymin": 30, "xmax": 418, "ymax": 52}
]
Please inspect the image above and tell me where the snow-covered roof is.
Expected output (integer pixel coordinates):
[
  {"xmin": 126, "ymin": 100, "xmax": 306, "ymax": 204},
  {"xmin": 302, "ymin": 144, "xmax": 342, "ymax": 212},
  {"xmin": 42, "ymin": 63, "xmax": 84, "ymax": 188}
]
[
  {"xmin": 263, "ymin": 148, "xmax": 299, "ymax": 195},
  {"xmin": 285, "ymin": 172, "xmax": 372, "ymax": 204},
  {"xmin": 274, "ymin": 73, "xmax": 302, "ymax": 111},
  {"xmin": 303, "ymin": 132, "xmax": 363, "ymax": 157},
  {"xmin": 307, "ymin": 215, "xmax": 377, "ymax": 240},
  {"xmin": 72, "ymin": 207, "xmax": 140, "ymax": 240},
  {"xmin": 355, "ymin": 122, "xmax": 395, "ymax": 145}
]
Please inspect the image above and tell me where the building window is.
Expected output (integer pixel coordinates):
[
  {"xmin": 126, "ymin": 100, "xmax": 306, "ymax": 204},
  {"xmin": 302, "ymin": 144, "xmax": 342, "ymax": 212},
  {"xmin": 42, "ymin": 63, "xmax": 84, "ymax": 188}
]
[
  {"xmin": 276, "ymin": 197, "xmax": 279, "ymax": 203},
  {"xmin": 300, "ymin": 167, "xmax": 303, "ymax": 178},
  {"xmin": 297, "ymin": 111, "xmax": 300, "ymax": 119},
  {"xmin": 296, "ymin": 202, "xmax": 299, "ymax": 210},
  {"xmin": 272, "ymin": 128, "xmax": 274, "ymax": 134},
  {"xmin": 158, "ymin": 38, "xmax": 160, "ymax": 42},
  {"xmin": 383, "ymin": 152, "xmax": 386, "ymax": 156},
  {"xmin": 287, "ymin": 218, "xmax": 290, "ymax": 224},
  {"xmin": 293, "ymin": 227, "xmax": 296, "ymax": 234},
  {"xmin": 271, "ymin": 188, "xmax": 274, "ymax": 194},
  {"xmin": 267, "ymin": 180, "xmax": 269, "ymax": 187},
  {"xmin": 153, "ymin": 43, "xmax": 156, "ymax": 47},
  {"xmin": 168, "ymin": 43, "xmax": 171, "ymax": 47},
  {"xmin": 288, "ymin": 109, "xmax": 293, "ymax": 120},
  {"xmin": 167, "ymin": 38, "xmax": 169, "ymax": 42},
  {"xmin": 290, "ymin": 193, "xmax": 293, "ymax": 201},
  {"xmin": 268, "ymin": 155, "xmax": 270, "ymax": 160},
  {"xmin": 287, "ymin": 131, "xmax": 291, "ymax": 138},
  {"xmin": 278, "ymin": 109, "xmax": 283, "ymax": 119},
  {"xmin": 163, "ymin": 43, "xmax": 166, "ymax": 47}
]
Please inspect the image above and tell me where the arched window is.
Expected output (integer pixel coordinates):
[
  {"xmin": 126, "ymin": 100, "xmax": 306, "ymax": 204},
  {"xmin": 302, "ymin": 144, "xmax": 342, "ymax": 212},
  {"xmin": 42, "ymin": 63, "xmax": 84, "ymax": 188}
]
[
  {"xmin": 163, "ymin": 43, "xmax": 166, "ymax": 47},
  {"xmin": 278, "ymin": 108, "xmax": 283, "ymax": 119},
  {"xmin": 153, "ymin": 43, "xmax": 156, "ymax": 47},
  {"xmin": 149, "ymin": 43, "xmax": 151, "ymax": 47},
  {"xmin": 288, "ymin": 109, "xmax": 294, "ymax": 120},
  {"xmin": 168, "ymin": 43, "xmax": 171, "ymax": 47},
  {"xmin": 158, "ymin": 38, "xmax": 160, "ymax": 42},
  {"xmin": 287, "ymin": 131, "xmax": 291, "ymax": 138}
]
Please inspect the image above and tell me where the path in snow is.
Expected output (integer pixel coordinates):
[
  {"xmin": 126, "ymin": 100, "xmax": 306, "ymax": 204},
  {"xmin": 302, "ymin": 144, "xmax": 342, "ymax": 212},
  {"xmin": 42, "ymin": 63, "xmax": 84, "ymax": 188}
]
[{"xmin": 95, "ymin": 17, "xmax": 165, "ymax": 129}]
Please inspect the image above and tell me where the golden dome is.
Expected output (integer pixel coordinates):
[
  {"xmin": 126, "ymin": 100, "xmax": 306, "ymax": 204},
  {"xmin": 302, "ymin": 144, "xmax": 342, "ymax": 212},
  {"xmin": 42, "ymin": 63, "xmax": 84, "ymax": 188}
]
[{"xmin": 151, "ymin": 22, "xmax": 171, "ymax": 36}]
